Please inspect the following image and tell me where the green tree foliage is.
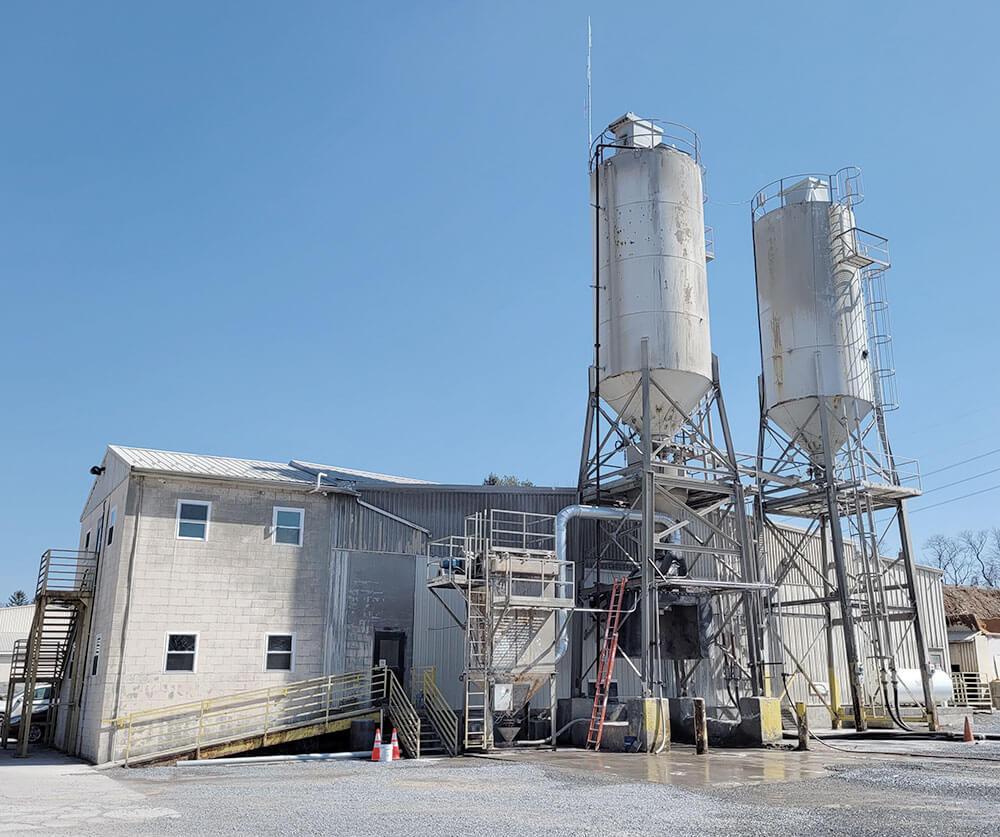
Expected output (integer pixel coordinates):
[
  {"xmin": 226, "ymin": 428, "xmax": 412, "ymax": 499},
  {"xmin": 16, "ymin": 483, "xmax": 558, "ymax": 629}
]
[
  {"xmin": 483, "ymin": 473, "xmax": 534, "ymax": 487},
  {"xmin": 6, "ymin": 590, "xmax": 29, "ymax": 607}
]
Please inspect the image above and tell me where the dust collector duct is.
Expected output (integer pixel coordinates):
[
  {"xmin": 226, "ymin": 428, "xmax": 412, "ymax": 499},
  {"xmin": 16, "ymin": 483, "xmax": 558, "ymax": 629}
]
[{"xmin": 554, "ymin": 505, "xmax": 677, "ymax": 661}]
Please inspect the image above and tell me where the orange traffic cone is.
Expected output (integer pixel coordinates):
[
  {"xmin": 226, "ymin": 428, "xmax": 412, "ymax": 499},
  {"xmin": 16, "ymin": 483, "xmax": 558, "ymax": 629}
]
[
  {"xmin": 391, "ymin": 729, "xmax": 400, "ymax": 760},
  {"xmin": 963, "ymin": 716, "xmax": 974, "ymax": 743},
  {"xmin": 371, "ymin": 727, "xmax": 382, "ymax": 761}
]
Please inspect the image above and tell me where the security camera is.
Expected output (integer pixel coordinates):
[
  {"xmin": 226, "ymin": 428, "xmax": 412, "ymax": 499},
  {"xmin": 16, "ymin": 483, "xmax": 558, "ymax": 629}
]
[{"xmin": 90, "ymin": 466, "xmax": 105, "ymax": 476}]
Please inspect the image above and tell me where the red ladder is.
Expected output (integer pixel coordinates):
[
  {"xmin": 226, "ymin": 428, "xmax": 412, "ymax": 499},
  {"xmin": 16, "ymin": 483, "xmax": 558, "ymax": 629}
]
[{"xmin": 587, "ymin": 577, "xmax": 627, "ymax": 750}]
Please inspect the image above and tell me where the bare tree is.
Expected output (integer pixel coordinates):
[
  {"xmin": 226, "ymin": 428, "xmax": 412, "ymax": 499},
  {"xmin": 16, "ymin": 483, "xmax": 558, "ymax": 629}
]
[
  {"xmin": 959, "ymin": 530, "xmax": 999, "ymax": 588},
  {"xmin": 923, "ymin": 534, "xmax": 980, "ymax": 586}
]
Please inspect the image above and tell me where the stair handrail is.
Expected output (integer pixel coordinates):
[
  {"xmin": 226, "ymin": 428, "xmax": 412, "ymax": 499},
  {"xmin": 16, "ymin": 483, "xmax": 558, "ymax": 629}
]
[
  {"xmin": 36, "ymin": 550, "xmax": 98, "ymax": 598},
  {"xmin": 421, "ymin": 667, "xmax": 460, "ymax": 756},
  {"xmin": 384, "ymin": 666, "xmax": 421, "ymax": 759},
  {"xmin": 104, "ymin": 666, "xmax": 389, "ymax": 766}
]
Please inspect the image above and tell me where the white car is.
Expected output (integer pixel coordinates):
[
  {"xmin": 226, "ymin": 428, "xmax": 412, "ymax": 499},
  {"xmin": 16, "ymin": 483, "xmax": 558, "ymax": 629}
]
[{"xmin": 3, "ymin": 685, "xmax": 54, "ymax": 744}]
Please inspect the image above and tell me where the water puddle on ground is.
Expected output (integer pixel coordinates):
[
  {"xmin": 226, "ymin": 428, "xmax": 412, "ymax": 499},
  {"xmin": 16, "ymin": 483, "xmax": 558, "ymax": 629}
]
[{"xmin": 498, "ymin": 746, "xmax": 852, "ymax": 788}]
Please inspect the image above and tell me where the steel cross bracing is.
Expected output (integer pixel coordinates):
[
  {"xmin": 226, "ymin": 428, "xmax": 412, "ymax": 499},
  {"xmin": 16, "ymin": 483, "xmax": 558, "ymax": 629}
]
[
  {"xmin": 577, "ymin": 345, "xmax": 770, "ymax": 707},
  {"xmin": 426, "ymin": 510, "xmax": 574, "ymax": 752},
  {"xmin": 753, "ymin": 376, "xmax": 939, "ymax": 732}
]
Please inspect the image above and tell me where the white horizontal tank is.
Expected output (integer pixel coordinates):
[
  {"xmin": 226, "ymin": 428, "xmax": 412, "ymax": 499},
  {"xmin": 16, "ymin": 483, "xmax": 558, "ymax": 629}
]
[
  {"xmin": 593, "ymin": 114, "xmax": 713, "ymax": 438},
  {"xmin": 752, "ymin": 173, "xmax": 874, "ymax": 459}
]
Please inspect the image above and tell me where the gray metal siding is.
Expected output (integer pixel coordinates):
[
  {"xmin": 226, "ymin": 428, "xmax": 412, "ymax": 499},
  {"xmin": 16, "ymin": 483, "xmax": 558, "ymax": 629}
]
[
  {"xmin": 330, "ymin": 496, "xmax": 426, "ymax": 555},
  {"xmin": 355, "ymin": 487, "xmax": 579, "ymax": 542}
]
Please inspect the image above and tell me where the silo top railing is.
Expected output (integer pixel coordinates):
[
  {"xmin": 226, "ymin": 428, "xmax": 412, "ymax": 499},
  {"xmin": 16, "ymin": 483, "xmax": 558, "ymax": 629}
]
[
  {"xmin": 590, "ymin": 118, "xmax": 702, "ymax": 168},
  {"xmin": 751, "ymin": 166, "xmax": 864, "ymax": 221}
]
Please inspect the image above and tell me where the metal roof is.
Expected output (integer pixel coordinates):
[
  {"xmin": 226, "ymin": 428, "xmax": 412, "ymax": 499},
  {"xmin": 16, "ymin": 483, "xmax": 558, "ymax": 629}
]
[
  {"xmin": 290, "ymin": 460, "xmax": 438, "ymax": 486},
  {"xmin": 109, "ymin": 446, "xmax": 355, "ymax": 491},
  {"xmin": 105, "ymin": 446, "xmax": 435, "ymax": 491}
]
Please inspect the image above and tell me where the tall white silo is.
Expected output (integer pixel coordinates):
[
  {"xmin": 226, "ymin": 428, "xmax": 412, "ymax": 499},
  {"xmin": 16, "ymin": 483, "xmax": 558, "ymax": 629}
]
[
  {"xmin": 752, "ymin": 174, "xmax": 874, "ymax": 459},
  {"xmin": 592, "ymin": 113, "xmax": 713, "ymax": 438}
]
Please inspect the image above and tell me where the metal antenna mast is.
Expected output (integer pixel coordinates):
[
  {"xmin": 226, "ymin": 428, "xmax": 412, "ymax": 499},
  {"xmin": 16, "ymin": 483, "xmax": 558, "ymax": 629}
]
[{"xmin": 586, "ymin": 17, "xmax": 592, "ymax": 154}]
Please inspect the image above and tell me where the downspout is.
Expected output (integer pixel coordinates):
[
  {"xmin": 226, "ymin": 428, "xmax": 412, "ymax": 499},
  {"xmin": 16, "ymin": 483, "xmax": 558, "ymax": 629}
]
[
  {"xmin": 109, "ymin": 476, "xmax": 143, "ymax": 760},
  {"xmin": 554, "ymin": 505, "xmax": 678, "ymax": 662}
]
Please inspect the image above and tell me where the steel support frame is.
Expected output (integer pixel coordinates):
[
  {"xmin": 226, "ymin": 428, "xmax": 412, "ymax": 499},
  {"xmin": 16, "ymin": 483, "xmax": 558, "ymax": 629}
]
[
  {"xmin": 754, "ymin": 372, "xmax": 938, "ymax": 731},
  {"xmin": 577, "ymin": 347, "xmax": 765, "ymax": 704}
]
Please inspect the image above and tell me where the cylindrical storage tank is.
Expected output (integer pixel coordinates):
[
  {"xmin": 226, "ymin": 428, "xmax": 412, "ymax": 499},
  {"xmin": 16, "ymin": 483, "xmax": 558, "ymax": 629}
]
[
  {"xmin": 895, "ymin": 668, "xmax": 954, "ymax": 705},
  {"xmin": 593, "ymin": 114, "xmax": 712, "ymax": 438},
  {"xmin": 752, "ymin": 174, "xmax": 874, "ymax": 459}
]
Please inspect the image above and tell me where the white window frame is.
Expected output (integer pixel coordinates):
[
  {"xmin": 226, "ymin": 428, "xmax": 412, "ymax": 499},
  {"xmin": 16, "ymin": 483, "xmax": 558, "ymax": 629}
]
[
  {"xmin": 176, "ymin": 500, "xmax": 212, "ymax": 541},
  {"xmin": 107, "ymin": 506, "xmax": 117, "ymax": 546},
  {"xmin": 272, "ymin": 507, "xmax": 304, "ymax": 547},
  {"xmin": 264, "ymin": 632, "xmax": 296, "ymax": 672},
  {"xmin": 163, "ymin": 631, "xmax": 200, "ymax": 673}
]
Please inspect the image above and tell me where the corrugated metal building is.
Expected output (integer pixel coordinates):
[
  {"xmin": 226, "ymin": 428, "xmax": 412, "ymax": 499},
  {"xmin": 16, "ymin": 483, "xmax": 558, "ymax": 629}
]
[{"xmin": 0, "ymin": 604, "xmax": 36, "ymax": 699}]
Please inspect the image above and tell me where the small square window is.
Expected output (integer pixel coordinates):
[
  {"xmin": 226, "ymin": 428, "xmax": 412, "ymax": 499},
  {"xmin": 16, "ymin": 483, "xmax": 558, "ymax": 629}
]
[
  {"xmin": 265, "ymin": 634, "xmax": 295, "ymax": 671},
  {"xmin": 272, "ymin": 507, "xmax": 303, "ymax": 546},
  {"xmin": 164, "ymin": 633, "xmax": 198, "ymax": 672},
  {"xmin": 177, "ymin": 501, "xmax": 211, "ymax": 540},
  {"xmin": 91, "ymin": 634, "xmax": 102, "ymax": 677}
]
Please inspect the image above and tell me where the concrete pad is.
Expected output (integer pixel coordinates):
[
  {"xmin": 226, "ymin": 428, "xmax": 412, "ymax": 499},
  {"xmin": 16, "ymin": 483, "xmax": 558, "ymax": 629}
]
[{"xmin": 0, "ymin": 747, "xmax": 180, "ymax": 832}]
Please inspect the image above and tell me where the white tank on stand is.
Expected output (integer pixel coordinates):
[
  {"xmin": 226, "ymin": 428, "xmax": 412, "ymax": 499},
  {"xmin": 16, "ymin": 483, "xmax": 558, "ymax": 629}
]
[
  {"xmin": 593, "ymin": 114, "xmax": 713, "ymax": 438},
  {"xmin": 751, "ymin": 172, "xmax": 875, "ymax": 459}
]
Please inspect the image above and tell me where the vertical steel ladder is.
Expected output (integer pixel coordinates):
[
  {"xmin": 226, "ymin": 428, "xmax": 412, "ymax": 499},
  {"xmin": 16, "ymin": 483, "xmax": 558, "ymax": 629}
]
[{"xmin": 587, "ymin": 577, "xmax": 627, "ymax": 750}]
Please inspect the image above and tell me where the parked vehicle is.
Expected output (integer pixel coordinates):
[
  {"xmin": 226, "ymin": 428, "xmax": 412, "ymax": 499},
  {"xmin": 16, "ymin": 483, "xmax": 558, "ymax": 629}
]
[{"xmin": 2, "ymin": 685, "xmax": 54, "ymax": 744}]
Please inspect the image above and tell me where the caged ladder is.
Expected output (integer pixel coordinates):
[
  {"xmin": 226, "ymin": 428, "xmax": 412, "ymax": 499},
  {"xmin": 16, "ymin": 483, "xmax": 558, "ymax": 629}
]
[{"xmin": 587, "ymin": 577, "xmax": 627, "ymax": 750}]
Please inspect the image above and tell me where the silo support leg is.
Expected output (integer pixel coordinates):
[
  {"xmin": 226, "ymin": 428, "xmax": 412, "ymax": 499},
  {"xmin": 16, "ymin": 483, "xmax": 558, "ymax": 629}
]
[
  {"xmin": 817, "ymin": 394, "xmax": 867, "ymax": 732},
  {"xmin": 896, "ymin": 500, "xmax": 940, "ymax": 731}
]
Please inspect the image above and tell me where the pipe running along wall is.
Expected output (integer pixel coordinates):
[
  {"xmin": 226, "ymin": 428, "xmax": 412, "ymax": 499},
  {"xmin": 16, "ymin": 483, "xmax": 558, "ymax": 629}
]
[{"xmin": 554, "ymin": 505, "xmax": 678, "ymax": 661}]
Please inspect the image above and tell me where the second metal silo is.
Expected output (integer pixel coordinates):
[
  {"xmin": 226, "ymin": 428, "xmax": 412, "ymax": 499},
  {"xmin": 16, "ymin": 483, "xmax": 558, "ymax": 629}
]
[
  {"xmin": 750, "ymin": 168, "xmax": 940, "ymax": 733},
  {"xmin": 751, "ymin": 170, "xmax": 875, "ymax": 458}
]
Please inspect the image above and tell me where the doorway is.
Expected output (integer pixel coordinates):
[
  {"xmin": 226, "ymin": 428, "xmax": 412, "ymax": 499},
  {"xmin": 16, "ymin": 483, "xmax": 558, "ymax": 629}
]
[{"xmin": 373, "ymin": 630, "xmax": 406, "ymax": 687}]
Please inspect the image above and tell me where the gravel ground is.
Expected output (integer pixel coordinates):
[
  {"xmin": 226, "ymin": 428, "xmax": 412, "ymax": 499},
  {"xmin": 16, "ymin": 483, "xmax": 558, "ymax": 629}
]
[
  {"xmin": 93, "ymin": 750, "xmax": 1000, "ymax": 837},
  {"xmin": 6, "ymin": 746, "xmax": 1000, "ymax": 836}
]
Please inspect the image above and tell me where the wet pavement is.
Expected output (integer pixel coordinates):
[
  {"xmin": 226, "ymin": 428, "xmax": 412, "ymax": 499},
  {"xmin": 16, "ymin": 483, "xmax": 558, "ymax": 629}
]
[{"xmin": 488, "ymin": 744, "xmax": 859, "ymax": 788}]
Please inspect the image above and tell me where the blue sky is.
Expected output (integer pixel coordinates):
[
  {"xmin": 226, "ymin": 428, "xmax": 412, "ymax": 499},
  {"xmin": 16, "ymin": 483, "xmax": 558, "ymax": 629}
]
[{"xmin": 2, "ymin": 1, "xmax": 998, "ymax": 594}]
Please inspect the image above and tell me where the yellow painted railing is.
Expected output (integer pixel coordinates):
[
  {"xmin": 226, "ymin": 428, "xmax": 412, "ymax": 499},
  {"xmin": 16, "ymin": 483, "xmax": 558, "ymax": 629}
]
[
  {"xmin": 420, "ymin": 667, "xmax": 460, "ymax": 756},
  {"xmin": 104, "ymin": 666, "xmax": 419, "ymax": 766}
]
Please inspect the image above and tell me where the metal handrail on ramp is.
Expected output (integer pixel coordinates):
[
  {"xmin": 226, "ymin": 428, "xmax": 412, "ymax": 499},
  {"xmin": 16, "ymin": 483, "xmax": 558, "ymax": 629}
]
[{"xmin": 104, "ymin": 666, "xmax": 421, "ymax": 766}]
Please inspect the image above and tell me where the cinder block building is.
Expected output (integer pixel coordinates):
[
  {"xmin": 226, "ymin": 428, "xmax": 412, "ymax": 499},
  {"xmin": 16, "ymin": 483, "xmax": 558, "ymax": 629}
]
[{"xmin": 58, "ymin": 446, "xmax": 576, "ymax": 763}]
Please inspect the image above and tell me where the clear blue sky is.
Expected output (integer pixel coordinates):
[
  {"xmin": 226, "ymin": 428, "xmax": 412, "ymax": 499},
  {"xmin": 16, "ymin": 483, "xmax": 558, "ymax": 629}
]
[{"xmin": 3, "ymin": 1, "xmax": 998, "ymax": 594}]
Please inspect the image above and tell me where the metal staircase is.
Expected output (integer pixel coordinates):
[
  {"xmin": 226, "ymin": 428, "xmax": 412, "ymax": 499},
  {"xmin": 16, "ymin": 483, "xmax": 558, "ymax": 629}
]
[
  {"xmin": 2, "ymin": 550, "xmax": 97, "ymax": 757},
  {"xmin": 414, "ymin": 666, "xmax": 460, "ymax": 756}
]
